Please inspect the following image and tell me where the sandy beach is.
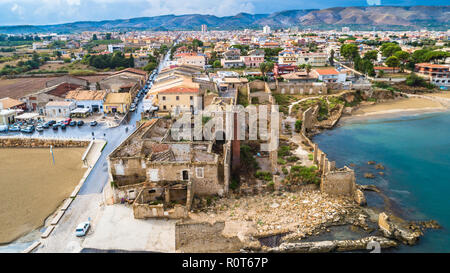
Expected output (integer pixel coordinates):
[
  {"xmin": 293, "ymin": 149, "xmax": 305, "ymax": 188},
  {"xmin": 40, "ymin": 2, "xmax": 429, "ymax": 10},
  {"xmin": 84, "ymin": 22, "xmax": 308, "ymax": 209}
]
[
  {"xmin": 0, "ymin": 147, "xmax": 86, "ymax": 244},
  {"xmin": 351, "ymin": 97, "xmax": 446, "ymax": 117}
]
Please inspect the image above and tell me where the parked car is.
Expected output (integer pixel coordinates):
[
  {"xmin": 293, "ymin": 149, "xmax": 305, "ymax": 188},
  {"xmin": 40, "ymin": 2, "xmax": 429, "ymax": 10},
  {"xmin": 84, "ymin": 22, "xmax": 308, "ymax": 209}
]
[
  {"xmin": 36, "ymin": 126, "xmax": 44, "ymax": 132},
  {"xmin": 9, "ymin": 125, "xmax": 20, "ymax": 132},
  {"xmin": 48, "ymin": 120, "xmax": 56, "ymax": 126},
  {"xmin": 75, "ymin": 222, "xmax": 90, "ymax": 237},
  {"xmin": 69, "ymin": 121, "xmax": 77, "ymax": 127},
  {"xmin": 63, "ymin": 118, "xmax": 72, "ymax": 126},
  {"xmin": 90, "ymin": 121, "xmax": 98, "ymax": 127},
  {"xmin": 52, "ymin": 124, "xmax": 59, "ymax": 130},
  {"xmin": 61, "ymin": 124, "xmax": 67, "ymax": 130},
  {"xmin": 77, "ymin": 120, "xmax": 84, "ymax": 126},
  {"xmin": 21, "ymin": 125, "xmax": 34, "ymax": 133},
  {"xmin": 42, "ymin": 122, "xmax": 50, "ymax": 129}
]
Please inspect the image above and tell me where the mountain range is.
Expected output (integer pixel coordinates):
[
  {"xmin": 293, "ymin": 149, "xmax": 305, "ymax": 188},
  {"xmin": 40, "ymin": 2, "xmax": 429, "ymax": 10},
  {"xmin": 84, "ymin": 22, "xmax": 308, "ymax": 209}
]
[{"xmin": 1, "ymin": 6, "xmax": 449, "ymax": 34}]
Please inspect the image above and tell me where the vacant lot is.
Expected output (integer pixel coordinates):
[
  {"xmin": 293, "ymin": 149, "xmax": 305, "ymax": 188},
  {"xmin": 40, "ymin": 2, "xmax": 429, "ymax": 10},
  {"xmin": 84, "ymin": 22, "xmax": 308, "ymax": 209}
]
[
  {"xmin": 0, "ymin": 147, "xmax": 86, "ymax": 244},
  {"xmin": 0, "ymin": 77, "xmax": 56, "ymax": 99}
]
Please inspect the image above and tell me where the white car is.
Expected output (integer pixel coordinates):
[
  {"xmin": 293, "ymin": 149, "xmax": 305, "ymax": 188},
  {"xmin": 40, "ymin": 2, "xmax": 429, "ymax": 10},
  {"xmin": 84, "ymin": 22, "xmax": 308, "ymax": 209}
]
[{"xmin": 75, "ymin": 222, "xmax": 90, "ymax": 237}]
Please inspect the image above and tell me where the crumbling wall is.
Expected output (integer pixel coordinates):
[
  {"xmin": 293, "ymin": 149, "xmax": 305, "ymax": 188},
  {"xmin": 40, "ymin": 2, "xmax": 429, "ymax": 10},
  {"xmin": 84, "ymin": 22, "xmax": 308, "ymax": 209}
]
[
  {"xmin": 175, "ymin": 221, "xmax": 243, "ymax": 253},
  {"xmin": 275, "ymin": 82, "xmax": 327, "ymax": 95},
  {"xmin": 321, "ymin": 167, "xmax": 356, "ymax": 197},
  {"xmin": 0, "ymin": 138, "xmax": 89, "ymax": 148},
  {"xmin": 133, "ymin": 203, "xmax": 187, "ymax": 219}
]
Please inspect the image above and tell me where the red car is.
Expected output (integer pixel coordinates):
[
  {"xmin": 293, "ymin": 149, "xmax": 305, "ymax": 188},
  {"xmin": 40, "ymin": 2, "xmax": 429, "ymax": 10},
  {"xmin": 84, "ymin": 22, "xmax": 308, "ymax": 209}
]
[{"xmin": 63, "ymin": 118, "xmax": 72, "ymax": 125}]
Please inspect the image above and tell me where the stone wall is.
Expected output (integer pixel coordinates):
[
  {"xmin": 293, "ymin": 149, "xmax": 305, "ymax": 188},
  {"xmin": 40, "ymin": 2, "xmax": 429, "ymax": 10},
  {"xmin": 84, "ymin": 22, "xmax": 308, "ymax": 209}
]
[
  {"xmin": 0, "ymin": 137, "xmax": 89, "ymax": 148},
  {"xmin": 321, "ymin": 167, "xmax": 356, "ymax": 197},
  {"xmin": 175, "ymin": 221, "xmax": 243, "ymax": 252},
  {"xmin": 275, "ymin": 82, "xmax": 327, "ymax": 95}
]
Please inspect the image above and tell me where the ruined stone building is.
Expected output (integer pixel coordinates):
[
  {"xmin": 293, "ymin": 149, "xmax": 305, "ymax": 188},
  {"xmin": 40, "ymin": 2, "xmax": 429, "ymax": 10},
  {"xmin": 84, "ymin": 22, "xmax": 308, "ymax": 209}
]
[{"xmin": 108, "ymin": 118, "xmax": 231, "ymax": 219}]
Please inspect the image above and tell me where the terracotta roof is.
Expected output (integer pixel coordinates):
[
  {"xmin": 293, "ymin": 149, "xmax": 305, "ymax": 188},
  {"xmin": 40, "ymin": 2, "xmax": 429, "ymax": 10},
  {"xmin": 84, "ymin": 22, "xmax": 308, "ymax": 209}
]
[
  {"xmin": 314, "ymin": 68, "xmax": 339, "ymax": 75},
  {"xmin": 416, "ymin": 63, "xmax": 449, "ymax": 69},
  {"xmin": 0, "ymin": 97, "xmax": 24, "ymax": 109},
  {"xmin": 65, "ymin": 90, "xmax": 107, "ymax": 101},
  {"xmin": 115, "ymin": 68, "xmax": 147, "ymax": 77},
  {"xmin": 158, "ymin": 87, "xmax": 199, "ymax": 94}
]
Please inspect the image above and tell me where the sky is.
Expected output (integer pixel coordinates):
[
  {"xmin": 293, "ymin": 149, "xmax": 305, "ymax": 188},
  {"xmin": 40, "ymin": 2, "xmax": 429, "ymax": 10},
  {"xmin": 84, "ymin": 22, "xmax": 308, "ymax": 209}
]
[{"xmin": 0, "ymin": 0, "xmax": 447, "ymax": 26}]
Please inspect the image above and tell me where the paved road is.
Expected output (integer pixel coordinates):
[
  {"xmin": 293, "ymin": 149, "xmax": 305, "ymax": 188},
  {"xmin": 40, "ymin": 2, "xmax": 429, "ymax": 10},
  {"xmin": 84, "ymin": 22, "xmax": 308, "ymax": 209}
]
[{"xmin": 0, "ymin": 50, "xmax": 173, "ymax": 253}]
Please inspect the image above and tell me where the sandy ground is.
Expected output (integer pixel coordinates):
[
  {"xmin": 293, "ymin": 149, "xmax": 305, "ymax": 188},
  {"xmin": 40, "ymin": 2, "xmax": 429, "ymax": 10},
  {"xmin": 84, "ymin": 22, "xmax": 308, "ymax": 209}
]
[
  {"xmin": 427, "ymin": 92, "xmax": 450, "ymax": 99},
  {"xmin": 352, "ymin": 97, "xmax": 446, "ymax": 116},
  {"xmin": 0, "ymin": 147, "xmax": 86, "ymax": 244}
]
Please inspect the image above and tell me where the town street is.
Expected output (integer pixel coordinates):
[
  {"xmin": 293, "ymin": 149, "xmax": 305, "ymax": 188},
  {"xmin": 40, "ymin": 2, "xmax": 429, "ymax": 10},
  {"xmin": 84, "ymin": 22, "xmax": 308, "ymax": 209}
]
[{"xmin": 0, "ymin": 50, "xmax": 172, "ymax": 253}]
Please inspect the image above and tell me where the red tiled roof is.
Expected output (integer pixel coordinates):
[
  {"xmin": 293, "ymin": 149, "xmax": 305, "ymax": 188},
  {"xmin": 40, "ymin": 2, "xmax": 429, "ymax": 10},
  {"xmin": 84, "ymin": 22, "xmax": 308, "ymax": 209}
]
[
  {"xmin": 314, "ymin": 68, "xmax": 339, "ymax": 75},
  {"xmin": 158, "ymin": 87, "xmax": 199, "ymax": 94}
]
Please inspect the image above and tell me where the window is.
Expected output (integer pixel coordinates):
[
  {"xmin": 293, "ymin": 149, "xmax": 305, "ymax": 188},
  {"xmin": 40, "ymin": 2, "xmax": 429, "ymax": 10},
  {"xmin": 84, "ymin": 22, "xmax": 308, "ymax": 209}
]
[
  {"xmin": 190, "ymin": 96, "xmax": 193, "ymax": 100},
  {"xmin": 162, "ymin": 96, "xmax": 166, "ymax": 101},
  {"xmin": 176, "ymin": 96, "xmax": 180, "ymax": 101},
  {"xmin": 163, "ymin": 105, "xmax": 166, "ymax": 110},
  {"xmin": 196, "ymin": 167, "xmax": 204, "ymax": 178},
  {"xmin": 182, "ymin": 170, "xmax": 189, "ymax": 181}
]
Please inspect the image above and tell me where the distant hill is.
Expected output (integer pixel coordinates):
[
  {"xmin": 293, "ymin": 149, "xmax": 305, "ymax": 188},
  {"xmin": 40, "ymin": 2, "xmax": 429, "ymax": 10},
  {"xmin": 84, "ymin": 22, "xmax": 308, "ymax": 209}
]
[{"xmin": 0, "ymin": 6, "xmax": 449, "ymax": 34}]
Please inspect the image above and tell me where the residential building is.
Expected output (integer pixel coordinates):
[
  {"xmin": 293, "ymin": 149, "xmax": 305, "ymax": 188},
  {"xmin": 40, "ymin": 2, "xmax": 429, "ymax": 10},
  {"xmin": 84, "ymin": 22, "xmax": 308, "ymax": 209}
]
[
  {"xmin": 313, "ymin": 68, "xmax": 347, "ymax": 83},
  {"xmin": 415, "ymin": 63, "xmax": 450, "ymax": 90},
  {"xmin": 65, "ymin": 90, "xmax": 107, "ymax": 113},
  {"xmin": 45, "ymin": 101, "xmax": 76, "ymax": 118},
  {"xmin": 104, "ymin": 92, "xmax": 132, "ymax": 114},
  {"xmin": 0, "ymin": 97, "xmax": 26, "ymax": 111}
]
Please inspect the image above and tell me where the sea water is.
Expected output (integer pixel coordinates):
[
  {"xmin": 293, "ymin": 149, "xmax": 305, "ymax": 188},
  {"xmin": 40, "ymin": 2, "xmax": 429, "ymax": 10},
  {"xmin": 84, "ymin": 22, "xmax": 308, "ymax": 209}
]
[{"xmin": 313, "ymin": 111, "xmax": 450, "ymax": 253}]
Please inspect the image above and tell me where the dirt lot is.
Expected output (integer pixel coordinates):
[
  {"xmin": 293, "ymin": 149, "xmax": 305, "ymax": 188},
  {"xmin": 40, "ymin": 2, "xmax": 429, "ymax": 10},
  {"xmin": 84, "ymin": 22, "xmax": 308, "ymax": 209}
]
[
  {"xmin": 0, "ymin": 147, "xmax": 86, "ymax": 244},
  {"xmin": 0, "ymin": 77, "xmax": 57, "ymax": 99}
]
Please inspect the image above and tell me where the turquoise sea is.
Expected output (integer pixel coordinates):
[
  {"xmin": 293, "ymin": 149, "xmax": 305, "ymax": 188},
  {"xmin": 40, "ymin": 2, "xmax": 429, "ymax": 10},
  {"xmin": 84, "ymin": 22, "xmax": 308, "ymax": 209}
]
[{"xmin": 313, "ymin": 111, "xmax": 450, "ymax": 253}]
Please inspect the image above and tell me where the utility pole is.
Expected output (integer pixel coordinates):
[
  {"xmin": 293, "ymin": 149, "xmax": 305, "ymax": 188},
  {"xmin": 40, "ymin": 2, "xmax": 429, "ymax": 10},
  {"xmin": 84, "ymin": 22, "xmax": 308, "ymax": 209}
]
[{"xmin": 50, "ymin": 145, "xmax": 55, "ymax": 165}]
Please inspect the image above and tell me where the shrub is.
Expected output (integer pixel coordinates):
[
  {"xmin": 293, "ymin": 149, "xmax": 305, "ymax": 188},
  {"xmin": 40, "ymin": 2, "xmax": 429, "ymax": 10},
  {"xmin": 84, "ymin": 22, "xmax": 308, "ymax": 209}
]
[
  {"xmin": 230, "ymin": 178, "xmax": 239, "ymax": 190},
  {"xmin": 287, "ymin": 156, "xmax": 299, "ymax": 162},
  {"xmin": 277, "ymin": 158, "xmax": 287, "ymax": 165},
  {"xmin": 278, "ymin": 145, "xmax": 290, "ymax": 157},
  {"xmin": 290, "ymin": 166, "xmax": 320, "ymax": 185},
  {"xmin": 295, "ymin": 120, "xmax": 302, "ymax": 133},
  {"xmin": 282, "ymin": 167, "xmax": 289, "ymax": 175},
  {"xmin": 255, "ymin": 171, "xmax": 272, "ymax": 182}
]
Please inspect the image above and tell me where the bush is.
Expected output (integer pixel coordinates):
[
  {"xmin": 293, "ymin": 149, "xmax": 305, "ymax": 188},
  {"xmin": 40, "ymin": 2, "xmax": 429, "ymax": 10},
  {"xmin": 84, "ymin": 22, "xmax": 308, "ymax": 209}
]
[
  {"xmin": 278, "ymin": 145, "xmax": 290, "ymax": 157},
  {"xmin": 287, "ymin": 156, "xmax": 299, "ymax": 162},
  {"xmin": 277, "ymin": 158, "xmax": 287, "ymax": 165},
  {"xmin": 282, "ymin": 167, "xmax": 289, "ymax": 175},
  {"xmin": 255, "ymin": 171, "xmax": 272, "ymax": 182},
  {"xmin": 294, "ymin": 120, "xmax": 302, "ymax": 133},
  {"xmin": 289, "ymin": 166, "xmax": 320, "ymax": 185},
  {"xmin": 230, "ymin": 178, "xmax": 239, "ymax": 190}
]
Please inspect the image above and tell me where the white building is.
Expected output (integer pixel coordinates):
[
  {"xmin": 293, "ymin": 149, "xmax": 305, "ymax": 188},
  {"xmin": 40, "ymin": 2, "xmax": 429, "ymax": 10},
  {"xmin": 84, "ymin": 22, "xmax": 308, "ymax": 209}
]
[
  {"xmin": 263, "ymin": 25, "xmax": 271, "ymax": 34},
  {"xmin": 45, "ymin": 101, "xmax": 76, "ymax": 118},
  {"xmin": 107, "ymin": 44, "xmax": 125, "ymax": 53}
]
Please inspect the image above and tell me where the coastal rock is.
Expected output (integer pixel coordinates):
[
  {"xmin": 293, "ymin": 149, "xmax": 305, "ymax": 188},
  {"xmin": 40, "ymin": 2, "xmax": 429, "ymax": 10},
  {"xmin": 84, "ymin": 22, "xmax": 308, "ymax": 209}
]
[
  {"xmin": 264, "ymin": 236, "xmax": 397, "ymax": 253},
  {"xmin": 367, "ymin": 161, "xmax": 376, "ymax": 165},
  {"xmin": 378, "ymin": 213, "xmax": 393, "ymax": 236},
  {"xmin": 378, "ymin": 212, "xmax": 421, "ymax": 245},
  {"xmin": 375, "ymin": 163, "xmax": 385, "ymax": 170},
  {"xmin": 364, "ymin": 173, "xmax": 375, "ymax": 179},
  {"xmin": 354, "ymin": 189, "xmax": 367, "ymax": 206}
]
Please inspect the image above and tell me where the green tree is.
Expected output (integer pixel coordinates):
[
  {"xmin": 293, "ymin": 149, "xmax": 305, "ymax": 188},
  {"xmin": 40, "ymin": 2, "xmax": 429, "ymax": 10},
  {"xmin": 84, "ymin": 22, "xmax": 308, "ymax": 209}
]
[
  {"xmin": 393, "ymin": 51, "xmax": 410, "ymax": 72},
  {"xmin": 363, "ymin": 50, "xmax": 378, "ymax": 62},
  {"xmin": 385, "ymin": 56, "xmax": 400, "ymax": 69},
  {"xmin": 340, "ymin": 44, "xmax": 359, "ymax": 63},
  {"xmin": 92, "ymin": 34, "xmax": 98, "ymax": 41},
  {"xmin": 329, "ymin": 49, "xmax": 335, "ymax": 66},
  {"xmin": 105, "ymin": 33, "xmax": 112, "ymax": 40},
  {"xmin": 380, "ymin": 43, "xmax": 401, "ymax": 57}
]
